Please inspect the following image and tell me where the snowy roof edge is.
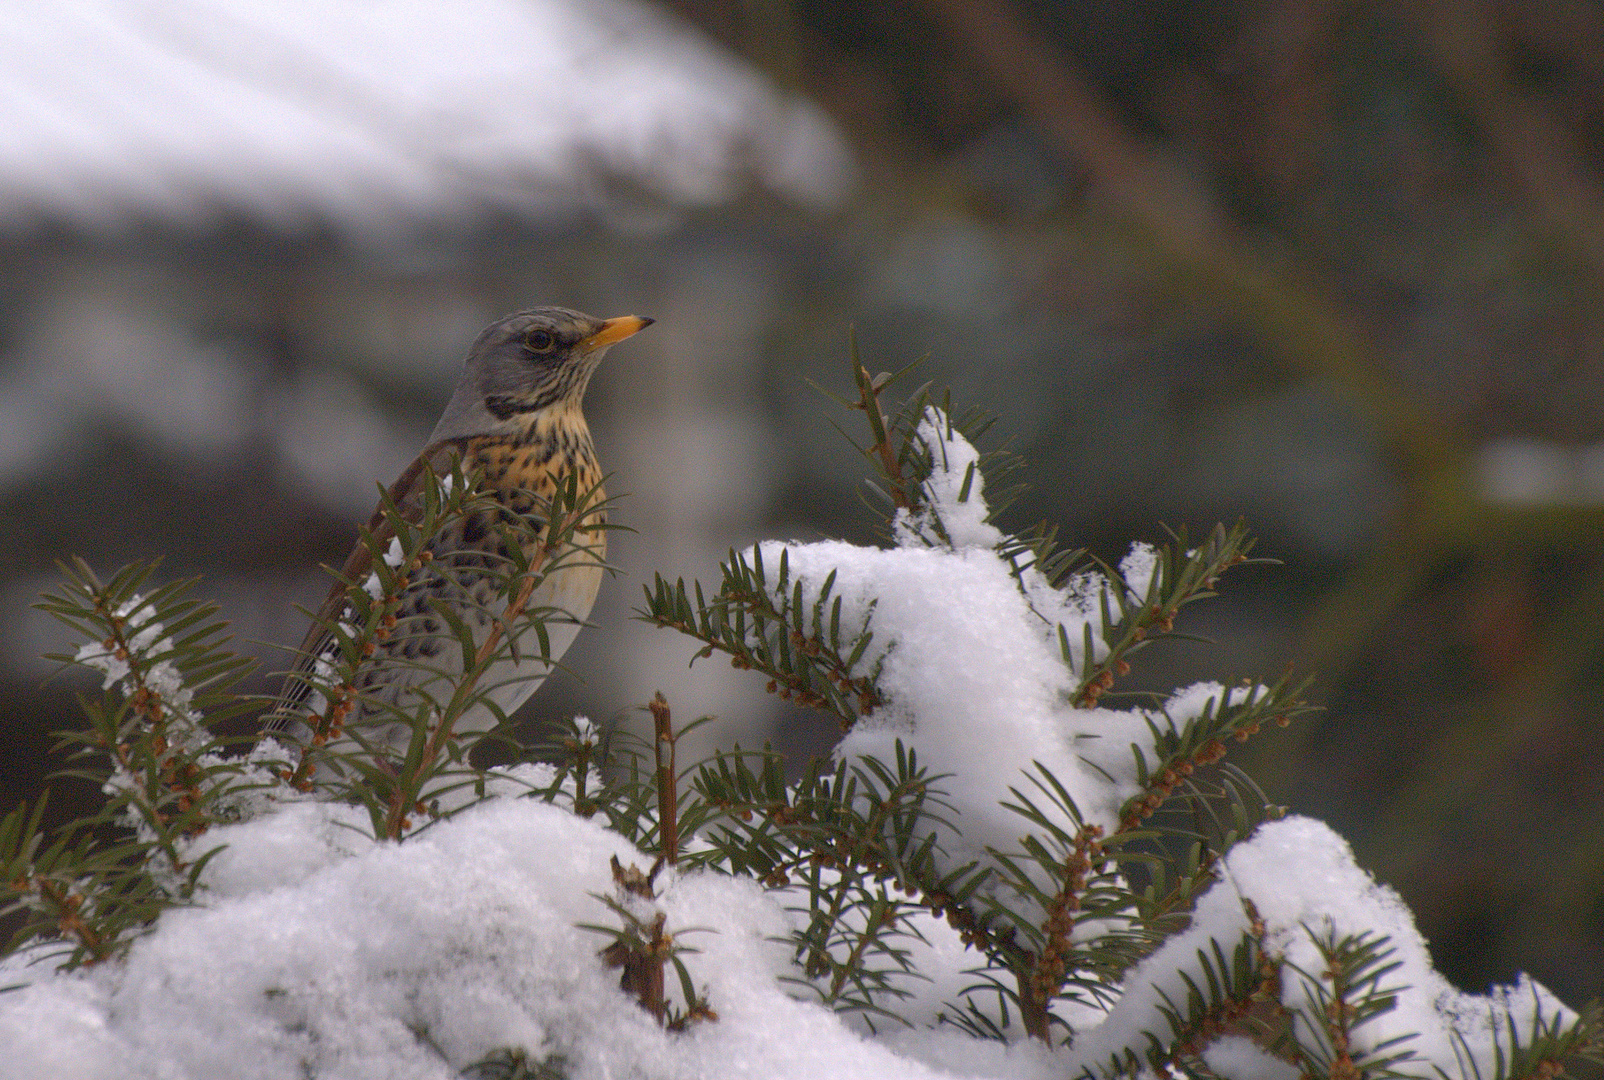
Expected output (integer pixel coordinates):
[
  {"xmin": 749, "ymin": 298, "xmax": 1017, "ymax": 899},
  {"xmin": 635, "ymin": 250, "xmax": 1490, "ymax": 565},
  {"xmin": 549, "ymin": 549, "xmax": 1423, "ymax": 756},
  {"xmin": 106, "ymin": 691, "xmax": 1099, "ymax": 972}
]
[{"xmin": 0, "ymin": 0, "xmax": 856, "ymax": 238}]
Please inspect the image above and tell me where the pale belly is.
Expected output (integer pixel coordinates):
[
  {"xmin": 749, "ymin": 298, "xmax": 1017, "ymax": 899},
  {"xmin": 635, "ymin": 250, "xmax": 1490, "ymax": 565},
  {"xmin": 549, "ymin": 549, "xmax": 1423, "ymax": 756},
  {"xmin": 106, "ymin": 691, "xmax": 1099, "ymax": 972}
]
[
  {"xmin": 470, "ymin": 555, "xmax": 604, "ymax": 736},
  {"xmin": 346, "ymin": 518, "xmax": 606, "ymax": 755}
]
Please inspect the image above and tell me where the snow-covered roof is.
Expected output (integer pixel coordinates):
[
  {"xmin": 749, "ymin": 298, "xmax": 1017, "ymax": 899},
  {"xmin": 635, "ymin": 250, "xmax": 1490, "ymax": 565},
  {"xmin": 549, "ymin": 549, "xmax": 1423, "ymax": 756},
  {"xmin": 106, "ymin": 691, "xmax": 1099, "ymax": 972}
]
[{"xmin": 0, "ymin": 0, "xmax": 855, "ymax": 236}]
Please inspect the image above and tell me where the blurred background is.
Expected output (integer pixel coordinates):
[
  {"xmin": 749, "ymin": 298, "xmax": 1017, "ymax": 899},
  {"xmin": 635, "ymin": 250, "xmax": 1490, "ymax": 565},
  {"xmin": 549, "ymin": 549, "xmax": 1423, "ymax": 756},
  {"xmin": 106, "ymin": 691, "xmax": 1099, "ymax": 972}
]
[{"xmin": 2, "ymin": 0, "xmax": 1602, "ymax": 1014}]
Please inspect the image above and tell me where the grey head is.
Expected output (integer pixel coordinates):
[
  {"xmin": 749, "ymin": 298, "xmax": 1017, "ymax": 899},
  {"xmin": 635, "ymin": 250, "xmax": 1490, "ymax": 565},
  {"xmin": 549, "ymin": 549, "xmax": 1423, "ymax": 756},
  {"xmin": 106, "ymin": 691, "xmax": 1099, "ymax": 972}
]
[{"xmin": 429, "ymin": 307, "xmax": 653, "ymax": 443}]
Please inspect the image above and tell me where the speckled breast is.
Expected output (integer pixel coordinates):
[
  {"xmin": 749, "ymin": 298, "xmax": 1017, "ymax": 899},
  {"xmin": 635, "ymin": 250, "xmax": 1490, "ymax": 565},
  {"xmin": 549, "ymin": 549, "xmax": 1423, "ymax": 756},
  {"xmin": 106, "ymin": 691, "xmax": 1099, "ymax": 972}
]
[{"xmin": 351, "ymin": 426, "xmax": 607, "ymax": 750}]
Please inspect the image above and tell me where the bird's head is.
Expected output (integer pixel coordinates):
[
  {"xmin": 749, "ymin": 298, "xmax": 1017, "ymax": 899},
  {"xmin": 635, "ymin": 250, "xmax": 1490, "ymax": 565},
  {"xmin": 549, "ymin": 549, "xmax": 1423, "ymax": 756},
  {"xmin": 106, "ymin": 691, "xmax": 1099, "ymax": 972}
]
[{"xmin": 429, "ymin": 307, "xmax": 652, "ymax": 441}]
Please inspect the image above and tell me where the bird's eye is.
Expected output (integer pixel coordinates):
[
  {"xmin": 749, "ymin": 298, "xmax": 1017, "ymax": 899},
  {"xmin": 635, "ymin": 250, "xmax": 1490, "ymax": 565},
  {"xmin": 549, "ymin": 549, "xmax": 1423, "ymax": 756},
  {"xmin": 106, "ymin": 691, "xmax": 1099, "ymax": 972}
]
[{"xmin": 526, "ymin": 329, "xmax": 556, "ymax": 354}]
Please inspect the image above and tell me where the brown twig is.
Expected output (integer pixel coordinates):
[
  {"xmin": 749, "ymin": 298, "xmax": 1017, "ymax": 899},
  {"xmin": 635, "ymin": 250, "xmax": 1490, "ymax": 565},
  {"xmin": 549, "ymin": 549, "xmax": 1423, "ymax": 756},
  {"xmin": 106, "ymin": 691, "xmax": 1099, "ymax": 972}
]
[
  {"xmin": 380, "ymin": 509, "xmax": 588, "ymax": 839},
  {"xmin": 649, "ymin": 692, "xmax": 680, "ymax": 866},
  {"xmin": 601, "ymin": 909, "xmax": 670, "ymax": 1024},
  {"xmin": 1018, "ymin": 823, "xmax": 1105, "ymax": 1042},
  {"xmin": 35, "ymin": 877, "xmax": 112, "ymax": 965},
  {"xmin": 853, "ymin": 360, "xmax": 912, "ymax": 510}
]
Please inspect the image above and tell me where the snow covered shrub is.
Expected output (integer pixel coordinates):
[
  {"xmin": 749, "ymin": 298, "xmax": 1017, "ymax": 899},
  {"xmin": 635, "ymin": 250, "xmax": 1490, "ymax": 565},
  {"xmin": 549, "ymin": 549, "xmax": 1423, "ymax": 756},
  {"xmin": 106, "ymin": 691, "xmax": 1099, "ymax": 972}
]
[
  {"xmin": 2, "ymin": 561, "xmax": 270, "ymax": 966},
  {"xmin": 636, "ymin": 358, "xmax": 1604, "ymax": 1078},
  {"xmin": 1, "ymin": 462, "xmax": 613, "ymax": 967},
  {"xmin": 0, "ymin": 353, "xmax": 1599, "ymax": 1080}
]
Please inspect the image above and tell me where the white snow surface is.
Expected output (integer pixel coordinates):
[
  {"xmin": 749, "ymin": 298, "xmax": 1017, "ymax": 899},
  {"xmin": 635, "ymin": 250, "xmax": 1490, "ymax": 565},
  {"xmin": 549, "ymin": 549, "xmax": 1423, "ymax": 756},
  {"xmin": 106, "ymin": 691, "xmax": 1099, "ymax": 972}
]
[
  {"xmin": 0, "ymin": 796, "xmax": 1032, "ymax": 1080},
  {"xmin": 761, "ymin": 530, "xmax": 1203, "ymax": 906},
  {"xmin": 0, "ymin": 0, "xmax": 855, "ymax": 236},
  {"xmin": 1067, "ymin": 817, "xmax": 1575, "ymax": 1078},
  {"xmin": 1, "ymin": 415, "xmax": 1577, "ymax": 1078},
  {"xmin": 0, "ymin": 806, "xmax": 1569, "ymax": 1080},
  {"xmin": 771, "ymin": 534, "xmax": 1215, "ymax": 895},
  {"xmin": 777, "ymin": 407, "xmax": 1159, "ymax": 875},
  {"xmin": 892, "ymin": 410, "xmax": 1004, "ymax": 551},
  {"xmin": 1226, "ymin": 817, "xmax": 1574, "ymax": 1075}
]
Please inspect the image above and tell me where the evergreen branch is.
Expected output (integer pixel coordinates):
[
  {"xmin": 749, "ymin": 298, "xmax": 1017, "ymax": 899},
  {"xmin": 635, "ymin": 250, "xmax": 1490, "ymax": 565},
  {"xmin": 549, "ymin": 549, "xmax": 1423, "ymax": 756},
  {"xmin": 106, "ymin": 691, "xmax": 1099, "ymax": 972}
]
[
  {"xmin": 1435, "ymin": 998, "xmax": 1604, "ymax": 1080},
  {"xmin": 1115, "ymin": 673, "xmax": 1313, "ymax": 832},
  {"xmin": 986, "ymin": 769, "xmax": 1150, "ymax": 1041},
  {"xmin": 1018, "ymin": 820, "xmax": 1111, "ymax": 1042},
  {"xmin": 0, "ymin": 797, "xmax": 211, "ymax": 968},
  {"xmin": 7, "ymin": 560, "xmax": 270, "ymax": 966},
  {"xmin": 376, "ymin": 471, "xmax": 612, "ymax": 840},
  {"xmin": 1074, "ymin": 522, "xmax": 1259, "ymax": 707},
  {"xmin": 638, "ymin": 546, "xmax": 885, "ymax": 730},
  {"xmin": 40, "ymin": 561, "xmax": 260, "ymax": 844},
  {"xmin": 273, "ymin": 460, "xmax": 617, "ymax": 840},
  {"xmin": 0, "ymin": 798, "xmax": 114, "ymax": 966},
  {"xmin": 1152, "ymin": 934, "xmax": 1285, "ymax": 1077},
  {"xmin": 521, "ymin": 714, "xmax": 660, "ymax": 835},
  {"xmin": 1279, "ymin": 925, "xmax": 1419, "ymax": 1080},
  {"xmin": 684, "ymin": 741, "xmax": 983, "ymax": 1023},
  {"xmin": 848, "ymin": 336, "xmax": 916, "ymax": 513}
]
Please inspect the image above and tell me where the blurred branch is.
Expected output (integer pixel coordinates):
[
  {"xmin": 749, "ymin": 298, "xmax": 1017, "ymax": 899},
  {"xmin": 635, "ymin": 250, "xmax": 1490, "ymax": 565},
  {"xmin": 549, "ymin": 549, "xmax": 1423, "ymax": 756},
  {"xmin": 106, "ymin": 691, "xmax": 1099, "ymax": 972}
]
[
  {"xmin": 915, "ymin": 2, "xmax": 1604, "ymax": 845},
  {"xmin": 1496, "ymin": 0, "xmax": 1604, "ymax": 113},
  {"xmin": 1417, "ymin": 0, "xmax": 1604, "ymax": 281},
  {"xmin": 917, "ymin": 0, "xmax": 1469, "ymax": 473},
  {"xmin": 1373, "ymin": 548, "xmax": 1604, "ymax": 881},
  {"xmin": 920, "ymin": 0, "xmax": 1227, "ymax": 258},
  {"xmin": 917, "ymin": 0, "xmax": 1473, "ymax": 678}
]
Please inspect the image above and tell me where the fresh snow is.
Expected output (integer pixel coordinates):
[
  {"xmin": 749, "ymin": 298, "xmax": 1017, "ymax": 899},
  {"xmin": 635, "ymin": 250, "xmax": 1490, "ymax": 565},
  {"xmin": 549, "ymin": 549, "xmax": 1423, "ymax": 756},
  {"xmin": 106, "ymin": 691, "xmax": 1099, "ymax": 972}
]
[
  {"xmin": 0, "ymin": 807, "xmax": 1564, "ymax": 1080},
  {"xmin": 1226, "ymin": 817, "xmax": 1575, "ymax": 1074},
  {"xmin": 0, "ymin": 796, "xmax": 1039, "ymax": 1080},
  {"xmin": 0, "ymin": 410, "xmax": 1577, "ymax": 1079},
  {"xmin": 892, "ymin": 411, "xmax": 1003, "ymax": 551}
]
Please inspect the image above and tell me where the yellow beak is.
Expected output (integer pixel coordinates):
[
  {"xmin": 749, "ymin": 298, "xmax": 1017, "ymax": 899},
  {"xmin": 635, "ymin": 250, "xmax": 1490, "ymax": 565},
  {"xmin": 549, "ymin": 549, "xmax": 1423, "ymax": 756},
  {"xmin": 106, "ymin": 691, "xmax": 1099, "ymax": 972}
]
[{"xmin": 581, "ymin": 315, "xmax": 654, "ymax": 351}]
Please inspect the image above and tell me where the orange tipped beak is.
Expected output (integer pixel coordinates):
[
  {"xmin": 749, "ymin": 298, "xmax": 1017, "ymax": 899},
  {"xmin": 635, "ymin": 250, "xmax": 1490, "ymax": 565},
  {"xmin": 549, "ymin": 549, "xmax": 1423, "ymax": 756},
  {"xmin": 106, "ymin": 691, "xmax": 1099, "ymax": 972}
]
[{"xmin": 581, "ymin": 315, "xmax": 654, "ymax": 351}]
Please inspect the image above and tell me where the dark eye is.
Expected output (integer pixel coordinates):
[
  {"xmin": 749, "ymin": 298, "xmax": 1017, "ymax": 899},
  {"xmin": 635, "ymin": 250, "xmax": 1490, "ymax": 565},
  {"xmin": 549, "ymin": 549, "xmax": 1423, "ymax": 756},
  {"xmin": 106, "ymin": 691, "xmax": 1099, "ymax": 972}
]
[{"xmin": 526, "ymin": 329, "xmax": 556, "ymax": 354}]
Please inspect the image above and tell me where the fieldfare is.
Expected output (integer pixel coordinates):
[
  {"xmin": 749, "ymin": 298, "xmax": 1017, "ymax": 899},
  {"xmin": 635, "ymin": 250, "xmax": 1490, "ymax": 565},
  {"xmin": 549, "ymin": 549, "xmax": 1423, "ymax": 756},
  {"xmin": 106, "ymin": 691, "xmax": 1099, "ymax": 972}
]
[{"xmin": 266, "ymin": 307, "xmax": 651, "ymax": 759}]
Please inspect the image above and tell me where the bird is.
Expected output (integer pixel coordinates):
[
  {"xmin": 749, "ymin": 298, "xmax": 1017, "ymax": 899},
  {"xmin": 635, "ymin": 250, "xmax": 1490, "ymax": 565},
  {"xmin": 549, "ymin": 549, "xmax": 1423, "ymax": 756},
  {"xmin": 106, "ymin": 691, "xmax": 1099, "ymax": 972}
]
[{"xmin": 265, "ymin": 307, "xmax": 652, "ymax": 764}]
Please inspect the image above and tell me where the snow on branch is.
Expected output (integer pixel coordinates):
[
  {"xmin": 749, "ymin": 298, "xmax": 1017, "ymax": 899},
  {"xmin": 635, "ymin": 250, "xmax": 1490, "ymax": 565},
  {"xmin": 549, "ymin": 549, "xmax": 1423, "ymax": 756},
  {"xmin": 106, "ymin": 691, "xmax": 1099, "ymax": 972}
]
[{"xmin": 1, "ymin": 359, "xmax": 1597, "ymax": 1080}]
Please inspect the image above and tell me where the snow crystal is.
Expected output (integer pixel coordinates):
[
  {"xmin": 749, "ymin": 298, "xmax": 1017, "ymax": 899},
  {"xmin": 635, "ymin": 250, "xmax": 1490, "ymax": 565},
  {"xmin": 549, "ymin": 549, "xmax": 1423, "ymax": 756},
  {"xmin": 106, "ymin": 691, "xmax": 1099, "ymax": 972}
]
[
  {"xmin": 1225, "ymin": 817, "xmax": 1577, "ymax": 1076},
  {"xmin": 1065, "ymin": 817, "xmax": 1579, "ymax": 1078},
  {"xmin": 72, "ymin": 595, "xmax": 167, "ymax": 689},
  {"xmin": 0, "ymin": 798, "xmax": 995, "ymax": 1080},
  {"xmin": 1118, "ymin": 541, "xmax": 1158, "ymax": 602},
  {"xmin": 753, "ymin": 534, "xmax": 1214, "ymax": 912},
  {"xmin": 1070, "ymin": 683, "xmax": 1251, "ymax": 811},
  {"xmin": 768, "ymin": 538, "xmax": 1118, "ymax": 881},
  {"xmin": 1064, "ymin": 858, "xmax": 1256, "ymax": 1073},
  {"xmin": 749, "ymin": 414, "xmax": 1259, "ymax": 926},
  {"xmin": 1200, "ymin": 1037, "xmax": 1300, "ymax": 1080},
  {"xmin": 73, "ymin": 639, "xmax": 129, "ymax": 688},
  {"xmin": 893, "ymin": 409, "xmax": 1004, "ymax": 551},
  {"xmin": 69, "ymin": 593, "xmax": 216, "ymax": 801}
]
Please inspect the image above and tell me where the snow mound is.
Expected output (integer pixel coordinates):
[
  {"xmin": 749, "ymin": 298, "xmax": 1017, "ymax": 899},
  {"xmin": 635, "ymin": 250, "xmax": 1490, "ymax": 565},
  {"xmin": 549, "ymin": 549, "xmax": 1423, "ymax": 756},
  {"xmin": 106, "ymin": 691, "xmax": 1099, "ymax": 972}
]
[{"xmin": 0, "ymin": 797, "xmax": 1044, "ymax": 1080}]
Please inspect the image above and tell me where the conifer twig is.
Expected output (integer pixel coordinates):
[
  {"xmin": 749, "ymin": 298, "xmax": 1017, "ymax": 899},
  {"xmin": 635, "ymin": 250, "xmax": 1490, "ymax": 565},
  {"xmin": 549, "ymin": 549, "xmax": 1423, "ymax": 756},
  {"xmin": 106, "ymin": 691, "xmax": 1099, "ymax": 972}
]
[{"xmin": 649, "ymin": 692, "xmax": 680, "ymax": 866}]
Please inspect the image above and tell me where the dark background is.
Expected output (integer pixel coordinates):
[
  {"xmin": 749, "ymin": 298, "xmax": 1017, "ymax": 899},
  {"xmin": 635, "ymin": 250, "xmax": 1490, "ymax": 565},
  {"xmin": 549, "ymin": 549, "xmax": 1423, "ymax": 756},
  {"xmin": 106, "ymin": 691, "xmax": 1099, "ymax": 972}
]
[{"xmin": 3, "ymin": 0, "xmax": 1602, "ymax": 1014}]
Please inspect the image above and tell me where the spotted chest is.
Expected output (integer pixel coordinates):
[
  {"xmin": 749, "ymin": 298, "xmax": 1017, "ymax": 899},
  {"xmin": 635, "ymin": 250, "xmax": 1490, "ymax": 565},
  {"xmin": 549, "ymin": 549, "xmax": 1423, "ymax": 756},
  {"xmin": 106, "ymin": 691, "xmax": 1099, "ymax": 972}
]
[{"xmin": 347, "ymin": 416, "xmax": 608, "ymax": 742}]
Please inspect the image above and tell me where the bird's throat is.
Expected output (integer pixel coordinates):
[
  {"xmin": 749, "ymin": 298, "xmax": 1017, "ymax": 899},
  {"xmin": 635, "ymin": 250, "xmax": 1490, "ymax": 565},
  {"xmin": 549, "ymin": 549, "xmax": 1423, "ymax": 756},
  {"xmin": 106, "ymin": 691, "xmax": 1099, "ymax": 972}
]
[{"xmin": 462, "ymin": 409, "xmax": 606, "ymax": 547}]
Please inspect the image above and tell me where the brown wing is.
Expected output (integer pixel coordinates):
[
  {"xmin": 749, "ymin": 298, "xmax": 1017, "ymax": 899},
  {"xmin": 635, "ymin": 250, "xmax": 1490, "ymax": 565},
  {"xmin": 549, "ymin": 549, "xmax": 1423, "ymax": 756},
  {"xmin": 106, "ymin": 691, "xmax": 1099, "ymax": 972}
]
[{"xmin": 266, "ymin": 438, "xmax": 469, "ymax": 728}]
